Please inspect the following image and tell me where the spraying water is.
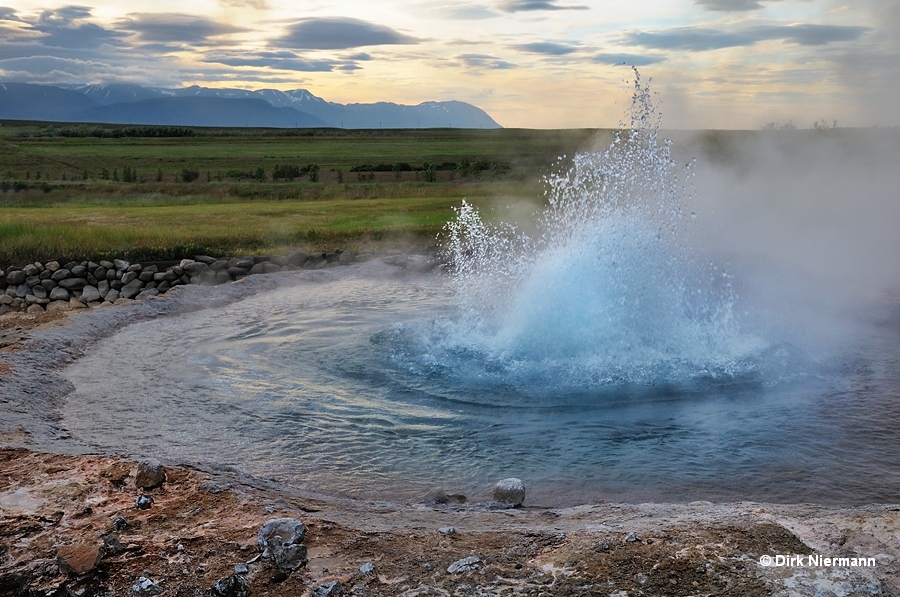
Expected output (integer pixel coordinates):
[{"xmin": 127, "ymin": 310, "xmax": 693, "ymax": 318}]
[{"xmin": 426, "ymin": 70, "xmax": 766, "ymax": 393}]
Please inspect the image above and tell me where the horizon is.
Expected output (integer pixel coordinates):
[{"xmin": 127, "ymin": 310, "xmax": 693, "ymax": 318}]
[{"xmin": 1, "ymin": 1, "xmax": 899, "ymax": 129}]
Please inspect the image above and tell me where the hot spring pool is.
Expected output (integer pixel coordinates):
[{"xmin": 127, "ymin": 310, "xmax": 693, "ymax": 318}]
[{"xmin": 60, "ymin": 263, "xmax": 900, "ymax": 506}]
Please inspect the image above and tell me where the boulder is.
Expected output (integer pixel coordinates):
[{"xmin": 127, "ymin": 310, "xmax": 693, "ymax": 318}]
[
  {"xmin": 121, "ymin": 271, "xmax": 138, "ymax": 284},
  {"xmin": 258, "ymin": 518, "xmax": 308, "ymax": 570},
  {"xmin": 70, "ymin": 265, "xmax": 87, "ymax": 278},
  {"xmin": 212, "ymin": 574, "xmax": 249, "ymax": 597},
  {"xmin": 135, "ymin": 458, "xmax": 166, "ymax": 489},
  {"xmin": 492, "ymin": 478, "xmax": 525, "ymax": 507},
  {"xmin": 105, "ymin": 289, "xmax": 120, "ymax": 303},
  {"xmin": 5, "ymin": 270, "xmax": 25, "ymax": 285},
  {"xmin": 45, "ymin": 260, "xmax": 61, "ymax": 272},
  {"xmin": 447, "ymin": 555, "xmax": 481, "ymax": 574},
  {"xmin": 80, "ymin": 285, "xmax": 101, "ymax": 303},
  {"xmin": 49, "ymin": 287, "xmax": 69, "ymax": 301},
  {"xmin": 57, "ymin": 543, "xmax": 102, "ymax": 576},
  {"xmin": 23, "ymin": 264, "xmax": 40, "ymax": 277},
  {"xmin": 51, "ymin": 268, "xmax": 71, "ymax": 282},
  {"xmin": 120, "ymin": 279, "xmax": 144, "ymax": 299},
  {"xmin": 313, "ymin": 580, "xmax": 345, "ymax": 596},
  {"xmin": 131, "ymin": 576, "xmax": 162, "ymax": 596},
  {"xmin": 59, "ymin": 277, "xmax": 89, "ymax": 290}
]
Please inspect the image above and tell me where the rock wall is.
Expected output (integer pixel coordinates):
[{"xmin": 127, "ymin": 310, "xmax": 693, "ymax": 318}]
[{"xmin": 0, "ymin": 249, "xmax": 380, "ymax": 315}]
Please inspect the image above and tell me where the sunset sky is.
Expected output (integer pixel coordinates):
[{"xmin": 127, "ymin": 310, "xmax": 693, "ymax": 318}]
[{"xmin": 1, "ymin": 1, "xmax": 897, "ymax": 129}]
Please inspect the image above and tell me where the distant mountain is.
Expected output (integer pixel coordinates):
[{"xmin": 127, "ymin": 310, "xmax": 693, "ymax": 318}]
[
  {"xmin": 0, "ymin": 82, "xmax": 501, "ymax": 129},
  {"xmin": 0, "ymin": 82, "xmax": 99, "ymax": 121},
  {"xmin": 73, "ymin": 97, "xmax": 327, "ymax": 128}
]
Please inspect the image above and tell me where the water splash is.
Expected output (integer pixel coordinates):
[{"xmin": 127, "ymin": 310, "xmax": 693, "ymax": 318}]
[{"xmin": 434, "ymin": 70, "xmax": 767, "ymax": 392}]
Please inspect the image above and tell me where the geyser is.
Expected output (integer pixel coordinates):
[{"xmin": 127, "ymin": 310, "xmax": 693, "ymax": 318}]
[{"xmin": 59, "ymin": 74, "xmax": 900, "ymax": 506}]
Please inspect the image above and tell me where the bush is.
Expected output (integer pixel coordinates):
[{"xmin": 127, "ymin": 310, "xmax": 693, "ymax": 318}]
[{"xmin": 181, "ymin": 169, "xmax": 200, "ymax": 183}]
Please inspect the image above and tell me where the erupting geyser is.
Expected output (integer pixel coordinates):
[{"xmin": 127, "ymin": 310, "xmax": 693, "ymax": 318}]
[{"xmin": 423, "ymin": 72, "xmax": 763, "ymax": 392}]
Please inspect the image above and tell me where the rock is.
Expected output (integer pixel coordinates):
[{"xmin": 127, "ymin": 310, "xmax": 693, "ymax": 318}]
[
  {"xmin": 26, "ymin": 304, "xmax": 44, "ymax": 314},
  {"xmin": 121, "ymin": 271, "xmax": 138, "ymax": 284},
  {"xmin": 152, "ymin": 272, "xmax": 168, "ymax": 283},
  {"xmin": 287, "ymin": 251, "xmax": 308, "ymax": 266},
  {"xmin": 71, "ymin": 265, "xmax": 88, "ymax": 278},
  {"xmin": 249, "ymin": 263, "xmax": 267, "ymax": 275},
  {"xmin": 47, "ymin": 300, "xmax": 69, "ymax": 313},
  {"xmin": 359, "ymin": 562, "xmax": 375, "ymax": 575},
  {"xmin": 80, "ymin": 285, "xmax": 101, "ymax": 303},
  {"xmin": 194, "ymin": 255, "xmax": 218, "ymax": 264},
  {"xmin": 113, "ymin": 259, "xmax": 129, "ymax": 271},
  {"xmin": 45, "ymin": 260, "xmax": 61, "ymax": 272},
  {"xmin": 270, "ymin": 571, "xmax": 288, "ymax": 583},
  {"xmin": 269, "ymin": 255, "xmax": 289, "ymax": 266},
  {"xmin": 212, "ymin": 574, "xmax": 249, "ymax": 597},
  {"xmin": 31, "ymin": 285, "xmax": 47, "ymax": 299},
  {"xmin": 210, "ymin": 260, "xmax": 229, "ymax": 271},
  {"xmin": 51, "ymin": 268, "xmax": 71, "ymax": 282},
  {"xmin": 94, "ymin": 266, "xmax": 107, "ymax": 280},
  {"xmin": 447, "ymin": 555, "xmax": 481, "ymax": 574},
  {"xmin": 113, "ymin": 516, "xmax": 128, "ymax": 531},
  {"xmin": 138, "ymin": 270, "xmax": 154, "ymax": 282},
  {"xmin": 131, "ymin": 576, "xmax": 162, "ymax": 596},
  {"xmin": 57, "ymin": 543, "xmax": 102, "ymax": 576},
  {"xmin": 126, "ymin": 264, "xmax": 142, "ymax": 273},
  {"xmin": 5, "ymin": 270, "xmax": 25, "ymax": 285},
  {"xmin": 215, "ymin": 269, "xmax": 232, "ymax": 284},
  {"xmin": 135, "ymin": 288, "xmax": 160, "ymax": 300},
  {"xmin": 105, "ymin": 289, "xmax": 120, "ymax": 303},
  {"xmin": 438, "ymin": 527, "xmax": 457, "ymax": 536},
  {"xmin": 120, "ymin": 279, "xmax": 144, "ymax": 299},
  {"xmin": 25, "ymin": 275, "xmax": 41, "ymax": 287},
  {"xmin": 135, "ymin": 458, "xmax": 166, "ymax": 489},
  {"xmin": 136, "ymin": 495, "xmax": 153, "ymax": 510},
  {"xmin": 227, "ymin": 267, "xmax": 248, "ymax": 278},
  {"xmin": 624, "ymin": 532, "xmax": 639, "ymax": 543},
  {"xmin": 234, "ymin": 563, "xmax": 249, "ymax": 575},
  {"xmin": 0, "ymin": 295, "xmax": 10, "ymax": 305},
  {"xmin": 15, "ymin": 284, "xmax": 28, "ymax": 298},
  {"xmin": 49, "ymin": 287, "xmax": 70, "ymax": 301},
  {"xmin": 23, "ymin": 264, "xmax": 40, "ymax": 277},
  {"xmin": 59, "ymin": 277, "xmax": 89, "ymax": 290},
  {"xmin": 339, "ymin": 251, "xmax": 356, "ymax": 265},
  {"xmin": 313, "ymin": 580, "xmax": 345, "ymax": 596},
  {"xmin": 258, "ymin": 517, "xmax": 308, "ymax": 570},
  {"xmin": 492, "ymin": 478, "xmax": 525, "ymax": 507},
  {"xmin": 40, "ymin": 278, "xmax": 55, "ymax": 290}
]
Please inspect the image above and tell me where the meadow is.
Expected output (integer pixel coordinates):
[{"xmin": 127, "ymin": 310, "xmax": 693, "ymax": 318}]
[{"xmin": 0, "ymin": 122, "xmax": 609, "ymax": 264}]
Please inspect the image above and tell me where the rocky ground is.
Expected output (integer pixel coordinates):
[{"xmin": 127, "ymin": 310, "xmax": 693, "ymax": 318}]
[{"xmin": 1, "ymin": 293, "xmax": 899, "ymax": 597}]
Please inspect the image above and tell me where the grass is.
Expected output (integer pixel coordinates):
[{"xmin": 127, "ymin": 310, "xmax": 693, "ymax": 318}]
[{"xmin": 1, "ymin": 124, "xmax": 595, "ymax": 265}]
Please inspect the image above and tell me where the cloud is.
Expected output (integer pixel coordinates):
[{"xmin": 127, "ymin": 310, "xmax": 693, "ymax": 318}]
[
  {"xmin": 497, "ymin": 0, "xmax": 588, "ymax": 11},
  {"xmin": 29, "ymin": 6, "xmax": 122, "ymax": 49},
  {"xmin": 512, "ymin": 41, "xmax": 579, "ymax": 55},
  {"xmin": 593, "ymin": 52, "xmax": 666, "ymax": 66},
  {"xmin": 0, "ymin": 7, "xmax": 22, "ymax": 21},
  {"xmin": 274, "ymin": 17, "xmax": 420, "ymax": 50},
  {"xmin": 626, "ymin": 24, "xmax": 870, "ymax": 51},
  {"xmin": 219, "ymin": 0, "xmax": 270, "ymax": 8},
  {"xmin": 119, "ymin": 13, "xmax": 249, "ymax": 44},
  {"xmin": 203, "ymin": 50, "xmax": 337, "ymax": 72},
  {"xmin": 695, "ymin": 0, "xmax": 770, "ymax": 10},
  {"xmin": 414, "ymin": 2, "xmax": 498, "ymax": 19},
  {"xmin": 0, "ymin": 54, "xmax": 126, "ymax": 82},
  {"xmin": 458, "ymin": 53, "xmax": 516, "ymax": 69}
]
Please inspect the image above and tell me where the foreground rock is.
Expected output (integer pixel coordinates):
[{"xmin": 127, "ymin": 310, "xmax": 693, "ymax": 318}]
[
  {"xmin": 492, "ymin": 477, "xmax": 525, "ymax": 507},
  {"xmin": 1, "ymin": 448, "xmax": 898, "ymax": 597}
]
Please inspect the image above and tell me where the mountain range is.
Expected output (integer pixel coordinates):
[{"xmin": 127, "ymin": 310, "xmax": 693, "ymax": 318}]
[{"xmin": 0, "ymin": 82, "xmax": 501, "ymax": 129}]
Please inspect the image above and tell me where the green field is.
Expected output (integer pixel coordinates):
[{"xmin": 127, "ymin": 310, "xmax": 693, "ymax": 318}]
[{"xmin": 0, "ymin": 122, "xmax": 615, "ymax": 264}]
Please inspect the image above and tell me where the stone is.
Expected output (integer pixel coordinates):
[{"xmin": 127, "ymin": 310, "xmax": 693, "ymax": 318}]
[
  {"xmin": 624, "ymin": 532, "xmax": 639, "ymax": 543},
  {"xmin": 262, "ymin": 263, "xmax": 281, "ymax": 274},
  {"xmin": 80, "ymin": 285, "xmax": 101, "ymax": 303},
  {"xmin": 26, "ymin": 304, "xmax": 44, "ymax": 314},
  {"xmin": 57, "ymin": 543, "xmax": 102, "ymax": 576},
  {"xmin": 51, "ymin": 268, "xmax": 70, "ymax": 282},
  {"xmin": 106, "ymin": 269, "xmax": 117, "ymax": 281},
  {"xmin": 126, "ymin": 264, "xmax": 142, "ymax": 273},
  {"xmin": 59, "ymin": 277, "xmax": 89, "ymax": 290},
  {"xmin": 258, "ymin": 518, "xmax": 308, "ymax": 570},
  {"xmin": 210, "ymin": 260, "xmax": 229, "ymax": 271},
  {"xmin": 215, "ymin": 269, "xmax": 232, "ymax": 284},
  {"xmin": 98, "ymin": 280, "xmax": 109, "ymax": 296},
  {"xmin": 87, "ymin": 273, "xmax": 99, "ymax": 285},
  {"xmin": 40, "ymin": 279, "xmax": 55, "ymax": 291},
  {"xmin": 492, "ymin": 478, "xmax": 525, "ymax": 507},
  {"xmin": 313, "ymin": 580, "xmax": 344, "ymax": 596},
  {"xmin": 227, "ymin": 267, "xmax": 248, "ymax": 278},
  {"xmin": 31, "ymin": 285, "xmax": 47, "ymax": 299},
  {"xmin": 183, "ymin": 261, "xmax": 210, "ymax": 276},
  {"xmin": 63, "ymin": 261, "xmax": 78, "ymax": 270},
  {"xmin": 249, "ymin": 263, "xmax": 268, "ymax": 275},
  {"xmin": 25, "ymin": 275, "xmax": 40, "ymax": 287},
  {"xmin": 45, "ymin": 260, "xmax": 61, "ymax": 272},
  {"xmin": 424, "ymin": 488, "xmax": 448, "ymax": 505},
  {"xmin": 287, "ymin": 251, "xmax": 308, "ymax": 266},
  {"xmin": 113, "ymin": 259, "xmax": 129, "ymax": 271},
  {"xmin": 447, "ymin": 555, "xmax": 481, "ymax": 574},
  {"xmin": 234, "ymin": 563, "xmax": 249, "ymax": 575},
  {"xmin": 131, "ymin": 576, "xmax": 162, "ymax": 596},
  {"xmin": 359, "ymin": 562, "xmax": 375, "ymax": 575},
  {"xmin": 339, "ymin": 251, "xmax": 356, "ymax": 265},
  {"xmin": 23, "ymin": 264, "xmax": 40, "ymax": 277},
  {"xmin": 39, "ymin": 269, "xmax": 52, "ymax": 280},
  {"xmin": 152, "ymin": 272, "xmax": 168, "ymax": 283},
  {"xmin": 46, "ymin": 300, "xmax": 69, "ymax": 313},
  {"xmin": 355, "ymin": 254, "xmax": 375, "ymax": 262},
  {"xmin": 198, "ymin": 270, "xmax": 218, "ymax": 285},
  {"xmin": 69, "ymin": 298, "xmax": 87, "ymax": 309},
  {"xmin": 194, "ymin": 255, "xmax": 218, "ymax": 264},
  {"xmin": 99, "ymin": 260, "xmax": 115, "ymax": 270},
  {"xmin": 5, "ymin": 270, "xmax": 25, "ymax": 285},
  {"xmin": 121, "ymin": 271, "xmax": 138, "ymax": 284},
  {"xmin": 157, "ymin": 281, "xmax": 170, "ymax": 293},
  {"xmin": 212, "ymin": 574, "xmax": 249, "ymax": 597},
  {"xmin": 438, "ymin": 527, "xmax": 457, "ymax": 536},
  {"xmin": 269, "ymin": 255, "xmax": 289, "ymax": 266},
  {"xmin": 136, "ymin": 495, "xmax": 153, "ymax": 510},
  {"xmin": 105, "ymin": 289, "xmax": 120, "ymax": 303},
  {"xmin": 113, "ymin": 516, "xmax": 128, "ymax": 531},
  {"xmin": 94, "ymin": 266, "xmax": 107, "ymax": 280},
  {"xmin": 0, "ymin": 295, "xmax": 11, "ymax": 305},
  {"xmin": 138, "ymin": 271, "xmax": 154, "ymax": 282},
  {"xmin": 70, "ymin": 265, "xmax": 88, "ymax": 278},
  {"xmin": 235, "ymin": 257, "xmax": 256, "ymax": 269},
  {"xmin": 15, "ymin": 284, "xmax": 28, "ymax": 298},
  {"xmin": 135, "ymin": 458, "xmax": 166, "ymax": 489},
  {"xmin": 120, "ymin": 279, "xmax": 144, "ymax": 299}
]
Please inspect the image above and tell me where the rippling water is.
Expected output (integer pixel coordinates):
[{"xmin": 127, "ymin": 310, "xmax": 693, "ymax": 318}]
[{"xmin": 61, "ymin": 265, "xmax": 900, "ymax": 506}]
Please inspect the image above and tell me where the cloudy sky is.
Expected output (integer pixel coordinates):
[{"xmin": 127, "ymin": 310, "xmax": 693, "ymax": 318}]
[{"xmin": 1, "ymin": 0, "xmax": 898, "ymax": 128}]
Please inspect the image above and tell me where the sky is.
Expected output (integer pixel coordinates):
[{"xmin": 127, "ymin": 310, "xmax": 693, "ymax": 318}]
[{"xmin": 1, "ymin": 1, "xmax": 898, "ymax": 129}]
